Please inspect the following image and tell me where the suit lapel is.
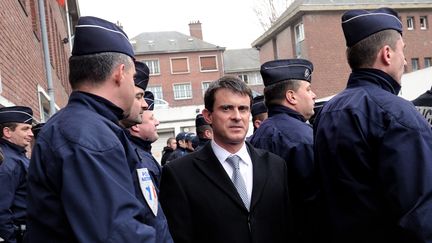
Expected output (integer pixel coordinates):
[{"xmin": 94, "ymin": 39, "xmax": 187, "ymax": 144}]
[
  {"xmin": 247, "ymin": 142, "xmax": 268, "ymax": 211},
  {"xmin": 193, "ymin": 142, "xmax": 248, "ymax": 211}
]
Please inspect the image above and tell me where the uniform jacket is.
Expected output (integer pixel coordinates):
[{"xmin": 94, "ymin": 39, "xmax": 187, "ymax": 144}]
[
  {"xmin": 314, "ymin": 69, "xmax": 432, "ymax": 243},
  {"xmin": 160, "ymin": 147, "xmax": 173, "ymax": 167},
  {"xmin": 249, "ymin": 105, "xmax": 320, "ymax": 242},
  {"xmin": 159, "ymin": 141, "xmax": 295, "ymax": 243},
  {"xmin": 412, "ymin": 89, "xmax": 432, "ymax": 125},
  {"xmin": 26, "ymin": 91, "xmax": 157, "ymax": 243},
  {"xmin": 0, "ymin": 139, "xmax": 28, "ymax": 242},
  {"xmin": 129, "ymin": 135, "xmax": 173, "ymax": 243},
  {"xmin": 166, "ymin": 147, "xmax": 192, "ymax": 163}
]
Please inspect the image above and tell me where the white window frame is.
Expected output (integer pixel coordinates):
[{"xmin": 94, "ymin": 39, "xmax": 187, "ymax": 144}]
[
  {"xmin": 295, "ymin": 23, "xmax": 305, "ymax": 43},
  {"xmin": 420, "ymin": 16, "xmax": 428, "ymax": 30},
  {"xmin": 201, "ymin": 81, "xmax": 212, "ymax": 96},
  {"xmin": 142, "ymin": 59, "xmax": 160, "ymax": 75},
  {"xmin": 37, "ymin": 85, "xmax": 59, "ymax": 122},
  {"xmin": 173, "ymin": 82, "xmax": 192, "ymax": 100},
  {"xmin": 170, "ymin": 57, "xmax": 190, "ymax": 74},
  {"xmin": 412, "ymin": 58, "xmax": 419, "ymax": 71},
  {"xmin": 199, "ymin": 55, "xmax": 218, "ymax": 72},
  {"xmin": 425, "ymin": 57, "xmax": 432, "ymax": 68},
  {"xmin": 146, "ymin": 85, "xmax": 164, "ymax": 105},
  {"xmin": 407, "ymin": 17, "xmax": 414, "ymax": 30}
]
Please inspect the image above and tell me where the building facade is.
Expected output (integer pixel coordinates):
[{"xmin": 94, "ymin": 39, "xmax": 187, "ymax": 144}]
[
  {"xmin": 252, "ymin": 0, "xmax": 432, "ymax": 98},
  {"xmin": 223, "ymin": 48, "xmax": 264, "ymax": 96},
  {"xmin": 0, "ymin": 0, "xmax": 78, "ymax": 122}
]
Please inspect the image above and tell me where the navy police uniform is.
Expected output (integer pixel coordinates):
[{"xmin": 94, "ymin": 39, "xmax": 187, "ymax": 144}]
[
  {"xmin": 0, "ymin": 106, "xmax": 32, "ymax": 243},
  {"xmin": 314, "ymin": 8, "xmax": 432, "ymax": 242},
  {"xmin": 26, "ymin": 17, "xmax": 158, "ymax": 242},
  {"xmin": 167, "ymin": 132, "xmax": 193, "ymax": 162},
  {"xmin": 194, "ymin": 114, "xmax": 211, "ymax": 151},
  {"xmin": 127, "ymin": 70, "xmax": 172, "ymax": 242},
  {"xmin": 412, "ymin": 87, "xmax": 432, "ymax": 126},
  {"xmin": 250, "ymin": 59, "xmax": 319, "ymax": 242}
]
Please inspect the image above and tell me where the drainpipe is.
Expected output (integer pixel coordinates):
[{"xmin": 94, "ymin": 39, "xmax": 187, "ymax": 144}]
[
  {"xmin": 65, "ymin": 0, "xmax": 73, "ymax": 51},
  {"xmin": 38, "ymin": 0, "xmax": 56, "ymax": 117}
]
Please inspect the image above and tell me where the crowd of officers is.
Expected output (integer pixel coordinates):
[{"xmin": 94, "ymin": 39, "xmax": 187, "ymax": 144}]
[{"xmin": 1, "ymin": 6, "xmax": 432, "ymax": 243}]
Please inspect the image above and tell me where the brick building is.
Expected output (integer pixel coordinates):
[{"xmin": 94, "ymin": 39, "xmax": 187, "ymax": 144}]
[
  {"xmin": 252, "ymin": 0, "xmax": 432, "ymax": 99},
  {"xmin": 132, "ymin": 21, "xmax": 225, "ymax": 108},
  {"xmin": 223, "ymin": 48, "xmax": 264, "ymax": 96},
  {"xmin": 0, "ymin": 0, "xmax": 78, "ymax": 122}
]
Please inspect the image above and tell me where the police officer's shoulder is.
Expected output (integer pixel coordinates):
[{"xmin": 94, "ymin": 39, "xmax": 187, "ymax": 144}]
[{"xmin": 53, "ymin": 108, "xmax": 120, "ymax": 152}]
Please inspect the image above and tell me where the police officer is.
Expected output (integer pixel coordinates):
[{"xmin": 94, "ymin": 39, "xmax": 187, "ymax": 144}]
[
  {"xmin": 26, "ymin": 16, "xmax": 158, "ymax": 242},
  {"xmin": 250, "ymin": 95, "xmax": 267, "ymax": 133},
  {"xmin": 166, "ymin": 132, "xmax": 193, "ymax": 163},
  {"xmin": 314, "ymin": 8, "xmax": 432, "ymax": 242},
  {"xmin": 0, "ymin": 106, "xmax": 33, "ymax": 243},
  {"xmin": 249, "ymin": 59, "xmax": 319, "ymax": 243},
  {"xmin": 127, "ymin": 89, "xmax": 172, "ymax": 243},
  {"xmin": 412, "ymin": 86, "xmax": 432, "ymax": 126},
  {"xmin": 194, "ymin": 114, "xmax": 212, "ymax": 151}
]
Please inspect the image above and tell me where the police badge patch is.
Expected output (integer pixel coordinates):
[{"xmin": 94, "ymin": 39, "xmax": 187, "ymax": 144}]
[{"xmin": 137, "ymin": 168, "xmax": 158, "ymax": 216}]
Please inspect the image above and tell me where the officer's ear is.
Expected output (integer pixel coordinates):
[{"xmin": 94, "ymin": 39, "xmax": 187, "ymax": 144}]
[
  {"xmin": 285, "ymin": 90, "xmax": 297, "ymax": 105},
  {"xmin": 130, "ymin": 124, "xmax": 139, "ymax": 133},
  {"xmin": 2, "ymin": 127, "xmax": 12, "ymax": 139}
]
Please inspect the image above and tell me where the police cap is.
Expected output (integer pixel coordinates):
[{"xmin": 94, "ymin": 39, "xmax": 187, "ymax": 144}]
[
  {"xmin": 72, "ymin": 16, "xmax": 135, "ymax": 59},
  {"xmin": 260, "ymin": 59, "xmax": 313, "ymax": 87},
  {"xmin": 0, "ymin": 106, "xmax": 33, "ymax": 124},
  {"xmin": 342, "ymin": 7, "xmax": 403, "ymax": 47}
]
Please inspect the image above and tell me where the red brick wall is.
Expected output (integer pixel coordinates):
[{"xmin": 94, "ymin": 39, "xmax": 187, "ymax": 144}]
[
  {"xmin": 0, "ymin": 0, "xmax": 71, "ymax": 121},
  {"xmin": 257, "ymin": 9, "xmax": 432, "ymax": 99},
  {"xmin": 136, "ymin": 50, "xmax": 224, "ymax": 107},
  {"xmin": 399, "ymin": 10, "xmax": 432, "ymax": 71}
]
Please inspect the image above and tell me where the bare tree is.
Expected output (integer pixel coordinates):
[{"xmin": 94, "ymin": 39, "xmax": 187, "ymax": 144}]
[{"xmin": 253, "ymin": 0, "xmax": 293, "ymax": 31}]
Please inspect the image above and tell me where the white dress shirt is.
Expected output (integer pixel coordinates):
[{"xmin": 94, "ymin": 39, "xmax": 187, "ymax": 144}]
[{"xmin": 211, "ymin": 140, "xmax": 253, "ymax": 201}]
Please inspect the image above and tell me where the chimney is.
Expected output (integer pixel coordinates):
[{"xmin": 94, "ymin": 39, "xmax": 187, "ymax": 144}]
[{"xmin": 189, "ymin": 21, "xmax": 203, "ymax": 40}]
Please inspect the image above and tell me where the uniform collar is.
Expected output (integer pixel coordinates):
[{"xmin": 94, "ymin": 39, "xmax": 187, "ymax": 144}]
[
  {"xmin": 348, "ymin": 68, "xmax": 401, "ymax": 95},
  {"xmin": 0, "ymin": 138, "xmax": 27, "ymax": 154},
  {"xmin": 69, "ymin": 91, "xmax": 125, "ymax": 123},
  {"xmin": 268, "ymin": 104, "xmax": 306, "ymax": 122},
  {"xmin": 130, "ymin": 135, "xmax": 152, "ymax": 153}
]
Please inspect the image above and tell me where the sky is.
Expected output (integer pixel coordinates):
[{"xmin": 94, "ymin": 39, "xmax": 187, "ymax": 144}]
[{"xmin": 76, "ymin": 0, "xmax": 267, "ymax": 49}]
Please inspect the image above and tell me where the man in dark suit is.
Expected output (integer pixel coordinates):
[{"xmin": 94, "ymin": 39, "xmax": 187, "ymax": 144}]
[{"xmin": 159, "ymin": 76, "xmax": 294, "ymax": 243}]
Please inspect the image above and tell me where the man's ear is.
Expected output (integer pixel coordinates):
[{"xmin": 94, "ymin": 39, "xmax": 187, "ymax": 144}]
[
  {"xmin": 130, "ymin": 124, "xmax": 139, "ymax": 133},
  {"xmin": 2, "ymin": 127, "xmax": 11, "ymax": 139},
  {"xmin": 380, "ymin": 45, "xmax": 392, "ymax": 66},
  {"xmin": 254, "ymin": 119, "xmax": 262, "ymax": 129},
  {"xmin": 285, "ymin": 90, "xmax": 297, "ymax": 105},
  {"xmin": 112, "ymin": 63, "xmax": 125, "ymax": 86},
  {"xmin": 202, "ymin": 109, "xmax": 212, "ymax": 125}
]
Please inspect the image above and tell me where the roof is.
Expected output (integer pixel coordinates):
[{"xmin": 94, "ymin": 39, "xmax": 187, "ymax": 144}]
[
  {"xmin": 223, "ymin": 48, "xmax": 261, "ymax": 73},
  {"xmin": 131, "ymin": 31, "xmax": 225, "ymax": 54},
  {"xmin": 252, "ymin": 0, "xmax": 432, "ymax": 47}
]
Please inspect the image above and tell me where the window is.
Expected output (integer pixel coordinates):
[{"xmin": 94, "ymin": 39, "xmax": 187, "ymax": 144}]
[
  {"xmin": 173, "ymin": 83, "xmax": 192, "ymax": 100},
  {"xmin": 412, "ymin": 58, "xmax": 419, "ymax": 71},
  {"xmin": 147, "ymin": 85, "xmax": 164, "ymax": 105},
  {"xmin": 407, "ymin": 16, "xmax": 414, "ymax": 30},
  {"xmin": 295, "ymin": 23, "xmax": 305, "ymax": 42},
  {"xmin": 425, "ymin": 57, "xmax": 432, "ymax": 68},
  {"xmin": 171, "ymin": 57, "xmax": 189, "ymax": 74},
  {"xmin": 420, "ymin": 16, "xmax": 428, "ymax": 30},
  {"xmin": 29, "ymin": 0, "xmax": 41, "ymax": 40},
  {"xmin": 200, "ymin": 56, "xmax": 218, "ymax": 71},
  {"xmin": 238, "ymin": 73, "xmax": 263, "ymax": 85},
  {"xmin": 201, "ymin": 81, "xmax": 211, "ymax": 95},
  {"xmin": 142, "ymin": 59, "xmax": 160, "ymax": 75},
  {"xmin": 38, "ymin": 85, "xmax": 59, "ymax": 122},
  {"xmin": 238, "ymin": 74, "xmax": 248, "ymax": 83}
]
